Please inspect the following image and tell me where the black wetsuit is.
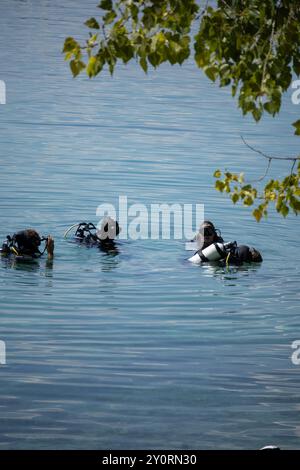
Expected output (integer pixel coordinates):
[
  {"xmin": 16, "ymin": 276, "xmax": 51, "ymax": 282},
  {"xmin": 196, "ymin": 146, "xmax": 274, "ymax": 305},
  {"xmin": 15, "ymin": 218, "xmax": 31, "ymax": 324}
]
[
  {"xmin": 1, "ymin": 230, "xmax": 45, "ymax": 260},
  {"xmin": 74, "ymin": 223, "xmax": 119, "ymax": 254},
  {"xmin": 193, "ymin": 241, "xmax": 261, "ymax": 266},
  {"xmin": 223, "ymin": 244, "xmax": 255, "ymax": 265}
]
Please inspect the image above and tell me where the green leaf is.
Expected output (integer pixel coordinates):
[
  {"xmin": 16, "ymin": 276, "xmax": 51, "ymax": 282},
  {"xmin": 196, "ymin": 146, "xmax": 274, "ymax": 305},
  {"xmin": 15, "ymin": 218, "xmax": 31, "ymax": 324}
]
[
  {"xmin": 252, "ymin": 107, "xmax": 262, "ymax": 122},
  {"xmin": 98, "ymin": 0, "xmax": 112, "ymax": 10},
  {"xmin": 63, "ymin": 37, "xmax": 80, "ymax": 53},
  {"xmin": 64, "ymin": 51, "xmax": 74, "ymax": 61},
  {"xmin": 241, "ymin": 184, "xmax": 252, "ymax": 191},
  {"xmin": 280, "ymin": 203, "xmax": 289, "ymax": 217},
  {"xmin": 103, "ymin": 10, "xmax": 117, "ymax": 24},
  {"xmin": 130, "ymin": 3, "xmax": 139, "ymax": 22},
  {"xmin": 148, "ymin": 51, "xmax": 161, "ymax": 68},
  {"xmin": 253, "ymin": 208, "xmax": 262, "ymax": 222},
  {"xmin": 87, "ymin": 33, "xmax": 98, "ymax": 47},
  {"xmin": 86, "ymin": 56, "xmax": 103, "ymax": 77},
  {"xmin": 85, "ymin": 18, "xmax": 100, "ymax": 29},
  {"xmin": 293, "ymin": 57, "xmax": 300, "ymax": 76},
  {"xmin": 215, "ymin": 180, "xmax": 225, "ymax": 192},
  {"xmin": 292, "ymin": 119, "xmax": 300, "ymax": 136},
  {"xmin": 244, "ymin": 196, "xmax": 254, "ymax": 206},
  {"xmin": 231, "ymin": 193, "xmax": 239, "ymax": 204},
  {"xmin": 140, "ymin": 57, "xmax": 148, "ymax": 73},
  {"xmin": 232, "ymin": 83, "xmax": 238, "ymax": 97},
  {"xmin": 238, "ymin": 173, "xmax": 244, "ymax": 183},
  {"xmin": 108, "ymin": 61, "xmax": 115, "ymax": 76},
  {"xmin": 289, "ymin": 196, "xmax": 300, "ymax": 213},
  {"xmin": 213, "ymin": 169, "xmax": 222, "ymax": 178},
  {"xmin": 204, "ymin": 65, "xmax": 218, "ymax": 82},
  {"xmin": 264, "ymin": 100, "xmax": 279, "ymax": 116},
  {"xmin": 70, "ymin": 59, "xmax": 85, "ymax": 77}
]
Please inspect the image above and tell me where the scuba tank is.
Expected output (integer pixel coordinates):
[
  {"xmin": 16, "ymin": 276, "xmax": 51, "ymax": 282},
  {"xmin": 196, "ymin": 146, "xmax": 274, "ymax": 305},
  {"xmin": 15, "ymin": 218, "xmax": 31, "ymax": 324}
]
[{"xmin": 189, "ymin": 241, "xmax": 237, "ymax": 264}]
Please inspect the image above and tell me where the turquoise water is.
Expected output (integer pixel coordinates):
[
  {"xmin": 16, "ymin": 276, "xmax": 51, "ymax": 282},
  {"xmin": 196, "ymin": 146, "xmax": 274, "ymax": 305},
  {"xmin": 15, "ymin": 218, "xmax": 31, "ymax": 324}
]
[{"xmin": 0, "ymin": 0, "xmax": 300, "ymax": 450}]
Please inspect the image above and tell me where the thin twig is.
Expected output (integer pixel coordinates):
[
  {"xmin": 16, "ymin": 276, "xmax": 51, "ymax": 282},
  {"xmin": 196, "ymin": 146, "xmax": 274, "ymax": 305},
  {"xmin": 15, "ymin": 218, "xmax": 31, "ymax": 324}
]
[
  {"xmin": 242, "ymin": 157, "xmax": 272, "ymax": 184},
  {"xmin": 196, "ymin": 0, "xmax": 210, "ymax": 20},
  {"xmin": 257, "ymin": 157, "xmax": 272, "ymax": 182},
  {"xmin": 290, "ymin": 159, "xmax": 296, "ymax": 176},
  {"xmin": 241, "ymin": 136, "xmax": 300, "ymax": 161}
]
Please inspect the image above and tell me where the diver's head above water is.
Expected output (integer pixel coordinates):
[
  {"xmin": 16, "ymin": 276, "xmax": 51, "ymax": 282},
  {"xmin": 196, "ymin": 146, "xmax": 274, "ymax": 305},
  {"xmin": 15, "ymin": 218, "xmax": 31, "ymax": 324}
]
[
  {"xmin": 14, "ymin": 229, "xmax": 45, "ymax": 255},
  {"xmin": 69, "ymin": 218, "xmax": 121, "ymax": 247},
  {"xmin": 195, "ymin": 220, "xmax": 223, "ymax": 248},
  {"xmin": 96, "ymin": 217, "xmax": 120, "ymax": 242},
  {"xmin": 1, "ymin": 229, "xmax": 54, "ymax": 260},
  {"xmin": 232, "ymin": 245, "xmax": 263, "ymax": 263},
  {"xmin": 248, "ymin": 247, "xmax": 263, "ymax": 262}
]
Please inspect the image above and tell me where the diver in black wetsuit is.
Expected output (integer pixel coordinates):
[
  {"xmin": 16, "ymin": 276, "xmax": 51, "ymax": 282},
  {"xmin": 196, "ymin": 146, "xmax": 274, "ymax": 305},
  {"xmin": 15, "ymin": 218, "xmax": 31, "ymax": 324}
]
[
  {"xmin": 226, "ymin": 244, "xmax": 263, "ymax": 265},
  {"xmin": 189, "ymin": 220, "xmax": 262, "ymax": 266},
  {"xmin": 0, "ymin": 229, "xmax": 54, "ymax": 261},
  {"xmin": 65, "ymin": 217, "xmax": 121, "ymax": 253},
  {"xmin": 189, "ymin": 239, "xmax": 263, "ymax": 265}
]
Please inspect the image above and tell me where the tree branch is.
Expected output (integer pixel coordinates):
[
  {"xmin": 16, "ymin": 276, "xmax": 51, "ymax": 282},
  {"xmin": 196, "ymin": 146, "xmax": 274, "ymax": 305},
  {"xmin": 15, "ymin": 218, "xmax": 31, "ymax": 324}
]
[
  {"xmin": 241, "ymin": 135, "xmax": 300, "ymax": 161},
  {"xmin": 260, "ymin": 21, "xmax": 275, "ymax": 98}
]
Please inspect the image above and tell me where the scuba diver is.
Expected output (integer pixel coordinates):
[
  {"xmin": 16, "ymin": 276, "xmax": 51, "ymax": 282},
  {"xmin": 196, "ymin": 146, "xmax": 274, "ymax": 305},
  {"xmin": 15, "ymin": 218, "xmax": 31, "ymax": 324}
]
[
  {"xmin": 0, "ymin": 229, "xmax": 54, "ymax": 262},
  {"xmin": 64, "ymin": 217, "xmax": 121, "ymax": 253},
  {"xmin": 192, "ymin": 220, "xmax": 224, "ymax": 249},
  {"xmin": 189, "ymin": 220, "xmax": 262, "ymax": 266}
]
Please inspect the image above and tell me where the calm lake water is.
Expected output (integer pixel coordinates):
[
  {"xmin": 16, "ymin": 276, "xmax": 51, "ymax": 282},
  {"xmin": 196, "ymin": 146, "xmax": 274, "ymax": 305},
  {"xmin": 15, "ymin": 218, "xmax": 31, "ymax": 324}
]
[{"xmin": 0, "ymin": 0, "xmax": 300, "ymax": 450}]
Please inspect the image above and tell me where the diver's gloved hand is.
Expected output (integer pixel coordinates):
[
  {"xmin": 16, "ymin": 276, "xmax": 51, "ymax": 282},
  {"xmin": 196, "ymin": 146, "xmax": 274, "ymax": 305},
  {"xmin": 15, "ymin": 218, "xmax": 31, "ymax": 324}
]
[
  {"xmin": 223, "ymin": 241, "xmax": 237, "ymax": 251},
  {"xmin": 46, "ymin": 236, "xmax": 54, "ymax": 260},
  {"xmin": 0, "ymin": 241, "xmax": 10, "ymax": 255}
]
